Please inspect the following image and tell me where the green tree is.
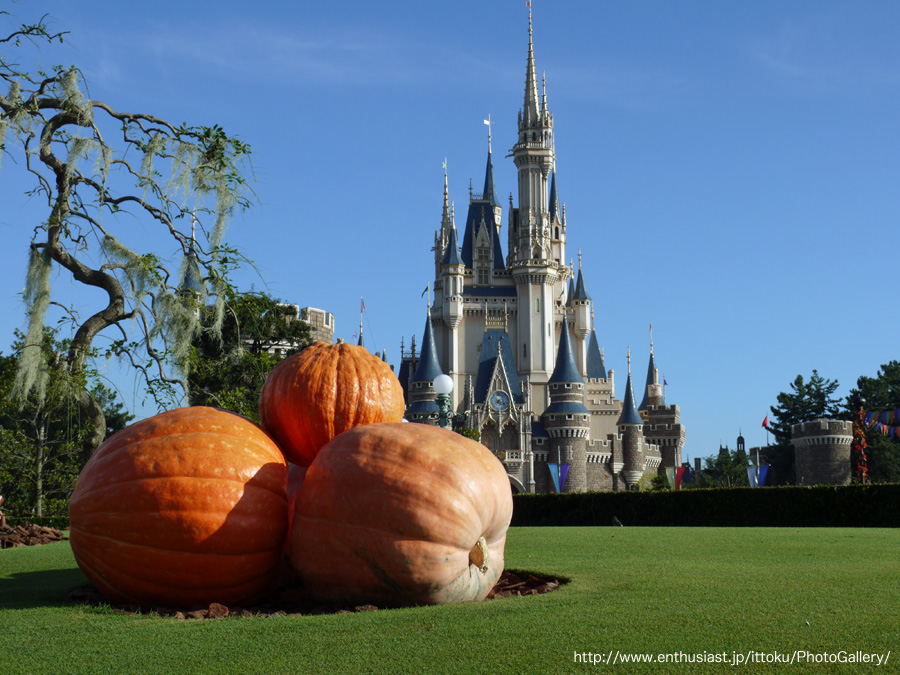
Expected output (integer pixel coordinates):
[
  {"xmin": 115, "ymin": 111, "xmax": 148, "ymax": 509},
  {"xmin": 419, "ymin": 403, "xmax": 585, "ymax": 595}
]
[
  {"xmin": 767, "ymin": 370, "xmax": 843, "ymax": 484},
  {"xmin": 187, "ymin": 291, "xmax": 312, "ymax": 422},
  {"xmin": 0, "ymin": 329, "xmax": 133, "ymax": 519},
  {"xmin": 1, "ymin": 11, "xmax": 252, "ymax": 456},
  {"xmin": 696, "ymin": 445, "xmax": 750, "ymax": 488},
  {"xmin": 847, "ymin": 361, "xmax": 900, "ymax": 483}
]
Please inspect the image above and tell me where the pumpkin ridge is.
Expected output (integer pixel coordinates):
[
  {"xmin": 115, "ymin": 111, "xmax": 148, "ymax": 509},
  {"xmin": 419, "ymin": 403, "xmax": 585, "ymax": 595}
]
[
  {"xmin": 318, "ymin": 447, "xmax": 503, "ymax": 541},
  {"xmin": 72, "ymin": 529, "xmax": 282, "ymax": 558},
  {"xmin": 72, "ymin": 543, "xmax": 278, "ymax": 605},
  {"xmin": 70, "ymin": 474, "xmax": 287, "ymax": 506}
]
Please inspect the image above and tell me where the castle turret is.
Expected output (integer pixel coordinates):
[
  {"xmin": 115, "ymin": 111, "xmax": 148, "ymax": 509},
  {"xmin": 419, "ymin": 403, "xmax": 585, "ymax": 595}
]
[
  {"xmin": 441, "ymin": 224, "xmax": 465, "ymax": 382},
  {"xmin": 510, "ymin": 9, "xmax": 560, "ymax": 382},
  {"xmin": 541, "ymin": 320, "xmax": 590, "ymax": 492},
  {"xmin": 639, "ymin": 329, "xmax": 664, "ymax": 411},
  {"xmin": 617, "ymin": 348, "xmax": 645, "ymax": 490},
  {"xmin": 571, "ymin": 251, "xmax": 591, "ymax": 373},
  {"xmin": 405, "ymin": 313, "xmax": 444, "ymax": 424}
]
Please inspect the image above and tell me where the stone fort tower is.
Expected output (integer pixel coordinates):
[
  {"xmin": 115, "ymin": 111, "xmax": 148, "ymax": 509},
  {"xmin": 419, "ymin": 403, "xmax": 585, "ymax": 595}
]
[{"xmin": 396, "ymin": 9, "xmax": 685, "ymax": 493}]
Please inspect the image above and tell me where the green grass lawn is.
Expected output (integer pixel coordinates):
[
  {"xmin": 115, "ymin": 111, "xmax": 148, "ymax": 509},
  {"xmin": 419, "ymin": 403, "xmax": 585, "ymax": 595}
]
[{"xmin": 1, "ymin": 527, "xmax": 898, "ymax": 674}]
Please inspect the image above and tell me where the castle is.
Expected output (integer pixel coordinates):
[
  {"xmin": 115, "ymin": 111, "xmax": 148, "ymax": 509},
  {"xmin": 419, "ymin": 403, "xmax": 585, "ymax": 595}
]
[{"xmin": 397, "ymin": 11, "xmax": 685, "ymax": 493}]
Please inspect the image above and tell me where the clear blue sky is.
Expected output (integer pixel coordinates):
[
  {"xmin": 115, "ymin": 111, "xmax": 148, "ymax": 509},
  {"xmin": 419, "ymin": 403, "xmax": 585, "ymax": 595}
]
[{"xmin": 2, "ymin": 1, "xmax": 899, "ymax": 463}]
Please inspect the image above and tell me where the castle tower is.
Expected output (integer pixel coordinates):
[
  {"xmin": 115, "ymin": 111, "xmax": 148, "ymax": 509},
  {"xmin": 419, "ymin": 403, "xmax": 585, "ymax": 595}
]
[
  {"xmin": 791, "ymin": 419, "xmax": 853, "ymax": 485},
  {"xmin": 510, "ymin": 8, "xmax": 563, "ymax": 387},
  {"xmin": 618, "ymin": 348, "xmax": 645, "ymax": 490},
  {"xmin": 440, "ymin": 224, "xmax": 465, "ymax": 383},
  {"xmin": 541, "ymin": 320, "xmax": 590, "ymax": 492},
  {"xmin": 638, "ymin": 330, "xmax": 685, "ymax": 472},
  {"xmin": 405, "ymin": 313, "xmax": 443, "ymax": 424},
  {"xmin": 571, "ymin": 251, "xmax": 591, "ymax": 373},
  {"xmin": 638, "ymin": 328, "xmax": 664, "ymax": 411}
]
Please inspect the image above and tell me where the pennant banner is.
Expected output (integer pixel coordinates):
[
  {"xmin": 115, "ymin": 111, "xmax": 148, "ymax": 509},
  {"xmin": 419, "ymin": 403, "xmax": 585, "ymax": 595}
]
[
  {"xmin": 758, "ymin": 465, "xmax": 769, "ymax": 487},
  {"xmin": 559, "ymin": 464, "xmax": 570, "ymax": 492},
  {"xmin": 747, "ymin": 466, "xmax": 758, "ymax": 488},
  {"xmin": 548, "ymin": 463, "xmax": 560, "ymax": 493},
  {"xmin": 666, "ymin": 466, "xmax": 675, "ymax": 489},
  {"xmin": 675, "ymin": 466, "xmax": 686, "ymax": 490}
]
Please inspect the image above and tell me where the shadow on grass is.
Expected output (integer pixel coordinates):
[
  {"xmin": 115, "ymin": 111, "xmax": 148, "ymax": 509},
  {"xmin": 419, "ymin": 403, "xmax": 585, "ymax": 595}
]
[{"xmin": 0, "ymin": 567, "xmax": 88, "ymax": 610}]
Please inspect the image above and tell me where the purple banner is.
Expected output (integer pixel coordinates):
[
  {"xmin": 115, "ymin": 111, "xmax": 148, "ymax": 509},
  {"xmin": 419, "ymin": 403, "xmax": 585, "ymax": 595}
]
[{"xmin": 559, "ymin": 464, "xmax": 570, "ymax": 491}]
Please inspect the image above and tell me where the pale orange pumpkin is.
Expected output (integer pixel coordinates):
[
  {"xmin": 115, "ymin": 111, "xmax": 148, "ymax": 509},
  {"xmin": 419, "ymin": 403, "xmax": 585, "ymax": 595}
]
[
  {"xmin": 289, "ymin": 422, "xmax": 513, "ymax": 607},
  {"xmin": 69, "ymin": 407, "xmax": 288, "ymax": 607},
  {"xmin": 259, "ymin": 341, "xmax": 405, "ymax": 466}
]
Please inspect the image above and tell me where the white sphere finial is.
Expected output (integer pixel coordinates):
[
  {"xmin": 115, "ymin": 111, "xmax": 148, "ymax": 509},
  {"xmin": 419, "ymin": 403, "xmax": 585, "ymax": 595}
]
[{"xmin": 433, "ymin": 374, "xmax": 454, "ymax": 395}]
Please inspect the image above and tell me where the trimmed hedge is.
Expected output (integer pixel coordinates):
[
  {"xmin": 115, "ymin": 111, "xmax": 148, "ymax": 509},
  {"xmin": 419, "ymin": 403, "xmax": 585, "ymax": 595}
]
[{"xmin": 511, "ymin": 484, "xmax": 900, "ymax": 527}]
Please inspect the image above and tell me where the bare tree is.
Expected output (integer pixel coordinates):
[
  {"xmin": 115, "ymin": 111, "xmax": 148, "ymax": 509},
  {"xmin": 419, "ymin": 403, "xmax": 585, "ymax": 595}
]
[{"xmin": 1, "ymin": 11, "xmax": 252, "ymax": 454}]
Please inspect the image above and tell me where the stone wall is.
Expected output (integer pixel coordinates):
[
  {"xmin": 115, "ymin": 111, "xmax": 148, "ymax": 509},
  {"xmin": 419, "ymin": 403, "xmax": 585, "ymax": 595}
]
[{"xmin": 791, "ymin": 418, "xmax": 852, "ymax": 486}]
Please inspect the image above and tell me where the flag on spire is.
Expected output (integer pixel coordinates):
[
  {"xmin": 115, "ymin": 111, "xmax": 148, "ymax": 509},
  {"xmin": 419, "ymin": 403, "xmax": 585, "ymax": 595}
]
[
  {"xmin": 360, "ymin": 297, "xmax": 365, "ymax": 313},
  {"xmin": 762, "ymin": 415, "xmax": 769, "ymax": 428}
]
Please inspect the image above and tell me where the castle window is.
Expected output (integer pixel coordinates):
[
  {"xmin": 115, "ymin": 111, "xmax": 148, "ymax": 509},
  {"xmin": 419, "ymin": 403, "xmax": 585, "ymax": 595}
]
[
  {"xmin": 477, "ymin": 269, "xmax": 490, "ymax": 285},
  {"xmin": 535, "ymin": 298, "xmax": 540, "ymax": 313},
  {"xmin": 566, "ymin": 415, "xmax": 573, "ymax": 420}
]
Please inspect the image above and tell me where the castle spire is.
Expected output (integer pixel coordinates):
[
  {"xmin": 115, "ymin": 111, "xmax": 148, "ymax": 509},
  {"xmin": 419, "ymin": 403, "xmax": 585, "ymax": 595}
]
[
  {"xmin": 549, "ymin": 319, "xmax": 583, "ymax": 385},
  {"xmin": 618, "ymin": 347, "xmax": 643, "ymax": 425},
  {"xmin": 482, "ymin": 136, "xmax": 501, "ymax": 209},
  {"xmin": 524, "ymin": 5, "xmax": 540, "ymax": 124},
  {"xmin": 639, "ymin": 326, "xmax": 660, "ymax": 411},
  {"xmin": 441, "ymin": 158, "xmax": 451, "ymax": 229},
  {"xmin": 548, "ymin": 169, "xmax": 560, "ymax": 223}
]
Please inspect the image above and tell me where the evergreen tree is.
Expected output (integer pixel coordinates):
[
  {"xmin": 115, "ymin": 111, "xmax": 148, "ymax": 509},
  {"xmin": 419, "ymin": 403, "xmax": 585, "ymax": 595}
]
[{"xmin": 767, "ymin": 370, "xmax": 843, "ymax": 484}]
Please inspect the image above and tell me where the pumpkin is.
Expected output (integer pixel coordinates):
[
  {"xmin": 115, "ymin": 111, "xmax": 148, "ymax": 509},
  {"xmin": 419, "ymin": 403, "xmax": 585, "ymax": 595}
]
[
  {"xmin": 283, "ymin": 463, "xmax": 307, "ymax": 556},
  {"xmin": 69, "ymin": 406, "xmax": 288, "ymax": 608},
  {"xmin": 289, "ymin": 422, "xmax": 513, "ymax": 607},
  {"xmin": 259, "ymin": 341, "xmax": 405, "ymax": 466}
]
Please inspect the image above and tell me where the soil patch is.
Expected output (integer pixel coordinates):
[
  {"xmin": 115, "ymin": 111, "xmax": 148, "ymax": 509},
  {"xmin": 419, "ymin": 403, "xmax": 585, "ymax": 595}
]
[{"xmin": 67, "ymin": 569, "xmax": 567, "ymax": 619}]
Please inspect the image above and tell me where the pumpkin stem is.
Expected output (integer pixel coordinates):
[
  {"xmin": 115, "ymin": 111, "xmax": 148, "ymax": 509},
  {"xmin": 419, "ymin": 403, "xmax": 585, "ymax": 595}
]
[{"xmin": 468, "ymin": 536, "xmax": 489, "ymax": 573}]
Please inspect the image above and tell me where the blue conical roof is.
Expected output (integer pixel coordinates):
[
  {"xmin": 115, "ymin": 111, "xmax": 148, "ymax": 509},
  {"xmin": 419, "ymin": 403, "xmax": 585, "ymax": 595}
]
[
  {"xmin": 549, "ymin": 320, "xmax": 583, "ymax": 384},
  {"xmin": 638, "ymin": 351, "xmax": 657, "ymax": 411},
  {"xmin": 441, "ymin": 225, "xmax": 464, "ymax": 266},
  {"xmin": 483, "ymin": 150, "xmax": 502, "ymax": 209},
  {"xmin": 573, "ymin": 267, "xmax": 590, "ymax": 301},
  {"xmin": 617, "ymin": 368, "xmax": 643, "ymax": 426},
  {"xmin": 565, "ymin": 277, "xmax": 575, "ymax": 308},
  {"xmin": 548, "ymin": 171, "xmax": 560, "ymax": 223},
  {"xmin": 586, "ymin": 330, "xmax": 607, "ymax": 379},
  {"xmin": 411, "ymin": 315, "xmax": 442, "ymax": 383}
]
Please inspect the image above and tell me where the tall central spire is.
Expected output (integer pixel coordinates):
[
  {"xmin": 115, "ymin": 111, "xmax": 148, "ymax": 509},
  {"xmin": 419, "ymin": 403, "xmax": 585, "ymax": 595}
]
[{"xmin": 524, "ymin": 6, "xmax": 540, "ymax": 124}]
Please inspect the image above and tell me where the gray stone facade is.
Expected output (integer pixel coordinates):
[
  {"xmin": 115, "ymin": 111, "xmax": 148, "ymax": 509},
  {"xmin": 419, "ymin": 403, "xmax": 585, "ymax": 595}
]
[{"xmin": 791, "ymin": 419, "xmax": 853, "ymax": 486}]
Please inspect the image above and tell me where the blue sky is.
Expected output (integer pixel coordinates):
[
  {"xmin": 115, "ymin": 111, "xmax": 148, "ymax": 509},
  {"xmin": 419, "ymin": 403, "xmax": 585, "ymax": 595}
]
[{"xmin": 2, "ymin": 1, "xmax": 899, "ymax": 463}]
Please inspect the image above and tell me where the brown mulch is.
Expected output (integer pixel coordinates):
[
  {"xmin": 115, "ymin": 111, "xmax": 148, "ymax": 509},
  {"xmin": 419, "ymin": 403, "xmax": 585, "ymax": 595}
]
[
  {"xmin": 0, "ymin": 522, "xmax": 65, "ymax": 549},
  {"xmin": 67, "ymin": 569, "xmax": 566, "ymax": 620}
]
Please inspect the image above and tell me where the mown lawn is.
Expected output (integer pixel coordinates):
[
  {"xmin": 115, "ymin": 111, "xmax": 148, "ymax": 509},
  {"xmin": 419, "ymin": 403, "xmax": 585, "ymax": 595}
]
[{"xmin": 1, "ymin": 527, "xmax": 898, "ymax": 674}]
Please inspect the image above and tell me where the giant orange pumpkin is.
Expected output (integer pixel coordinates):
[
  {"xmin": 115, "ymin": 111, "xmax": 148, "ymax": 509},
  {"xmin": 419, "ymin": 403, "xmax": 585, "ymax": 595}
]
[
  {"xmin": 69, "ymin": 406, "xmax": 288, "ymax": 607},
  {"xmin": 290, "ymin": 423, "xmax": 513, "ymax": 607},
  {"xmin": 259, "ymin": 341, "xmax": 405, "ymax": 466}
]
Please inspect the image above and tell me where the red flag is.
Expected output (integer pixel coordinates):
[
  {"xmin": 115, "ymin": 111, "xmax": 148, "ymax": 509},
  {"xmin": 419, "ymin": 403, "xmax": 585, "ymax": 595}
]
[
  {"xmin": 360, "ymin": 297, "xmax": 365, "ymax": 313},
  {"xmin": 675, "ymin": 466, "xmax": 686, "ymax": 490},
  {"xmin": 762, "ymin": 415, "xmax": 769, "ymax": 428}
]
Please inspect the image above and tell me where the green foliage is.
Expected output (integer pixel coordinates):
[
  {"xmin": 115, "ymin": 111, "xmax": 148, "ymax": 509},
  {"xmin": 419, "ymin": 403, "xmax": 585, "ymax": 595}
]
[
  {"xmin": 694, "ymin": 445, "xmax": 749, "ymax": 488},
  {"xmin": 767, "ymin": 370, "xmax": 843, "ymax": 484},
  {"xmin": 454, "ymin": 426, "xmax": 481, "ymax": 442},
  {"xmin": 187, "ymin": 290, "xmax": 311, "ymax": 422},
  {"xmin": 0, "ymin": 329, "xmax": 132, "ymax": 520},
  {"xmin": 848, "ymin": 360, "xmax": 900, "ymax": 482}
]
